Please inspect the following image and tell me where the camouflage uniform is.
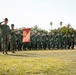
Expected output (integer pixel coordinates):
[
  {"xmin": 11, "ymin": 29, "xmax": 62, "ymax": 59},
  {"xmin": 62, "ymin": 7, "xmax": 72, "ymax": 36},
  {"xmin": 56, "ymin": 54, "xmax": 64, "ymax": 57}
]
[
  {"xmin": 32, "ymin": 33, "xmax": 37, "ymax": 50},
  {"xmin": 16, "ymin": 31, "xmax": 22, "ymax": 50},
  {"xmin": 55, "ymin": 33, "xmax": 60, "ymax": 49},
  {"xmin": 36, "ymin": 33, "xmax": 42, "ymax": 49},
  {"xmin": 0, "ymin": 18, "xmax": 10, "ymax": 54},
  {"xmin": 0, "ymin": 31, "xmax": 2, "ymax": 51},
  {"xmin": 71, "ymin": 34, "xmax": 75, "ymax": 49},
  {"xmin": 67, "ymin": 34, "xmax": 71, "ymax": 49},
  {"xmin": 10, "ymin": 24, "xmax": 16, "ymax": 53},
  {"xmin": 63, "ymin": 34, "xmax": 68, "ymax": 49},
  {"xmin": 59, "ymin": 33, "xmax": 63, "ymax": 49},
  {"xmin": 41, "ymin": 34, "xmax": 46, "ymax": 50},
  {"xmin": 45, "ymin": 34, "xmax": 50, "ymax": 49},
  {"xmin": 52, "ymin": 33, "xmax": 55, "ymax": 49}
]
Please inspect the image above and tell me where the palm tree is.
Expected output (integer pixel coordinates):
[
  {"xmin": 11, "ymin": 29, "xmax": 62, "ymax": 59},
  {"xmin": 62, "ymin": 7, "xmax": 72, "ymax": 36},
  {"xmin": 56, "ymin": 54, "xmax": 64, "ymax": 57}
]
[
  {"xmin": 50, "ymin": 22, "xmax": 53, "ymax": 30},
  {"xmin": 60, "ymin": 21, "xmax": 63, "ymax": 27}
]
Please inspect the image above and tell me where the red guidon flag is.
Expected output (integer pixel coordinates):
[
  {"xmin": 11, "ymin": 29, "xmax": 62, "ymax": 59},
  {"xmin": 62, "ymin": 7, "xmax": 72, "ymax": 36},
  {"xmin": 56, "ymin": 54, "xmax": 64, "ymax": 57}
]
[{"xmin": 22, "ymin": 28, "xmax": 31, "ymax": 42}]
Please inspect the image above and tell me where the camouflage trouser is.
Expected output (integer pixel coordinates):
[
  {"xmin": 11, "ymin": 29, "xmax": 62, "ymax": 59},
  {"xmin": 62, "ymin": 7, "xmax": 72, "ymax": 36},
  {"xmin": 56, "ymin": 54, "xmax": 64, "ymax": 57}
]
[
  {"xmin": 46, "ymin": 42, "xmax": 50, "ymax": 49},
  {"xmin": 2, "ymin": 37, "xmax": 9, "ymax": 54},
  {"xmin": 0, "ymin": 38, "xmax": 1, "ymax": 51},
  {"xmin": 11, "ymin": 39, "xmax": 16, "ymax": 52},
  {"xmin": 71, "ymin": 41, "xmax": 75, "ymax": 49}
]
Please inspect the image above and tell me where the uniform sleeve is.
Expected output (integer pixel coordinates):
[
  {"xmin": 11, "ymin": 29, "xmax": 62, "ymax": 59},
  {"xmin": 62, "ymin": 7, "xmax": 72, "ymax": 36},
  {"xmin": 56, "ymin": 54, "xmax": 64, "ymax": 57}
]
[
  {"xmin": 8, "ymin": 26, "xmax": 11, "ymax": 33},
  {"xmin": 0, "ymin": 24, "xmax": 3, "ymax": 29}
]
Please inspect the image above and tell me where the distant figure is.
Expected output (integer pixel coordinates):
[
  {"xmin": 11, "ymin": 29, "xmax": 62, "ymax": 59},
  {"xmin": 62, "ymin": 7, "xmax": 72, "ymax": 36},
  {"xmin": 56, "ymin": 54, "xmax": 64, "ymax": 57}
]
[
  {"xmin": 0, "ymin": 18, "xmax": 10, "ymax": 54},
  {"xmin": 0, "ymin": 31, "xmax": 2, "ymax": 51},
  {"xmin": 16, "ymin": 31, "xmax": 22, "ymax": 50},
  {"xmin": 10, "ymin": 24, "xmax": 16, "ymax": 53}
]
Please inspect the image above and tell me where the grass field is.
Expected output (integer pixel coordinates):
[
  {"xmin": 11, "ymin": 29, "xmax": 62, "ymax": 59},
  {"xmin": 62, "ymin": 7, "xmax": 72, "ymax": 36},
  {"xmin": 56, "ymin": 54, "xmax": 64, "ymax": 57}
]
[{"xmin": 0, "ymin": 49, "xmax": 76, "ymax": 75}]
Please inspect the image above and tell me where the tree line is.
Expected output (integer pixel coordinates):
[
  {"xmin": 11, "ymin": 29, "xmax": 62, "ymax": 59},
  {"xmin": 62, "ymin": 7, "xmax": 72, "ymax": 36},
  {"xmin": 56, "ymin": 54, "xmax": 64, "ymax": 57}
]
[{"xmin": 15, "ymin": 23, "xmax": 76, "ymax": 35}]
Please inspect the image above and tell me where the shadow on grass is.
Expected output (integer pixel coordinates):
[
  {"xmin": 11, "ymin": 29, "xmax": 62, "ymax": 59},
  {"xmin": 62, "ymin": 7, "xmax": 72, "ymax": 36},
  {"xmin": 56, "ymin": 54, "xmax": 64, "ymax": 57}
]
[
  {"xmin": 7, "ymin": 53, "xmax": 41, "ymax": 57},
  {"xmin": 0, "ymin": 51, "xmax": 50, "ymax": 57}
]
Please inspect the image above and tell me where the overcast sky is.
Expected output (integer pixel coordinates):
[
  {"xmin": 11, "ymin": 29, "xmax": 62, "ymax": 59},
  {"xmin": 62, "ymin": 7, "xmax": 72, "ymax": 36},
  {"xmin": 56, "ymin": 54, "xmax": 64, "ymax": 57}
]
[{"xmin": 0, "ymin": 0, "xmax": 76, "ymax": 31}]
